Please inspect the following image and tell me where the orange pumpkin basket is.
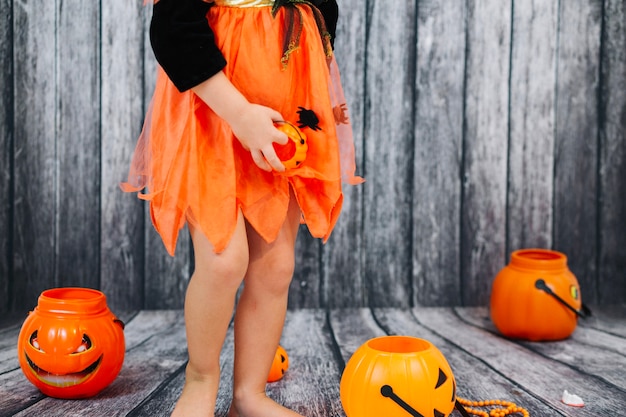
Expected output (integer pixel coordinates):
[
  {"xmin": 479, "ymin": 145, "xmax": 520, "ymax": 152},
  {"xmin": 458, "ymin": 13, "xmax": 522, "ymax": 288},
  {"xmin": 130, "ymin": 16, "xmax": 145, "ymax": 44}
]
[
  {"xmin": 17, "ymin": 288, "xmax": 125, "ymax": 399},
  {"xmin": 273, "ymin": 121, "xmax": 308, "ymax": 170},
  {"xmin": 340, "ymin": 336, "xmax": 457, "ymax": 417},
  {"xmin": 490, "ymin": 248, "xmax": 590, "ymax": 341},
  {"xmin": 267, "ymin": 345, "xmax": 289, "ymax": 382}
]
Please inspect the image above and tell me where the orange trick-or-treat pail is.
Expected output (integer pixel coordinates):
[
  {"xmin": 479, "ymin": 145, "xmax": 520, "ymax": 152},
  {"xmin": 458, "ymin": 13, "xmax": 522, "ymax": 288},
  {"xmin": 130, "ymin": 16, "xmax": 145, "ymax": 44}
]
[{"xmin": 17, "ymin": 288, "xmax": 125, "ymax": 399}]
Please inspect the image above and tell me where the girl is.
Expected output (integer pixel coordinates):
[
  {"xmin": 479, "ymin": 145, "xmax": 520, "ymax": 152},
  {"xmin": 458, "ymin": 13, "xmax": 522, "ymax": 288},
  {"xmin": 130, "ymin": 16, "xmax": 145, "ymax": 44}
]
[{"xmin": 123, "ymin": 0, "xmax": 361, "ymax": 415}]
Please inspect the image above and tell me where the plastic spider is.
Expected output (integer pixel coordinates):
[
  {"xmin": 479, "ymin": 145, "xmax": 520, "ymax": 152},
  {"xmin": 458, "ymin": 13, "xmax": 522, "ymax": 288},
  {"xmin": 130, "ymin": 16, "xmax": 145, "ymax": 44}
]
[{"xmin": 297, "ymin": 107, "xmax": 321, "ymax": 131}]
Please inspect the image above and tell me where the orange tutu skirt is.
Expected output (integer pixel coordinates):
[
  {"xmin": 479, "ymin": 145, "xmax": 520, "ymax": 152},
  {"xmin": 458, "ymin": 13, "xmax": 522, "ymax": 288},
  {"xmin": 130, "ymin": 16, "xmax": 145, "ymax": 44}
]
[{"xmin": 122, "ymin": 2, "xmax": 362, "ymax": 255}]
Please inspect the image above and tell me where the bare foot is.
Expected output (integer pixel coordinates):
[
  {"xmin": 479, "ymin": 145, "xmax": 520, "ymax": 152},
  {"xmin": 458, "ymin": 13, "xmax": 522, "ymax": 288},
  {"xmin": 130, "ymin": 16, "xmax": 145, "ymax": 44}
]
[
  {"xmin": 227, "ymin": 392, "xmax": 304, "ymax": 417},
  {"xmin": 171, "ymin": 371, "xmax": 219, "ymax": 417}
]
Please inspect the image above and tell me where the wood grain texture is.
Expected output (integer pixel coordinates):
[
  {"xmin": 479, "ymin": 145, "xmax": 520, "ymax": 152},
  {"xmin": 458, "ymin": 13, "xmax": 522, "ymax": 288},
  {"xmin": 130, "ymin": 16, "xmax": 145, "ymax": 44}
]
[
  {"xmin": 579, "ymin": 304, "xmax": 626, "ymax": 337},
  {"xmin": 1, "ymin": 308, "xmax": 625, "ymax": 416},
  {"xmin": 553, "ymin": 0, "xmax": 603, "ymax": 302},
  {"xmin": 144, "ymin": 226, "xmax": 191, "ymax": 310},
  {"xmin": 412, "ymin": 0, "xmax": 466, "ymax": 306},
  {"xmin": 361, "ymin": 0, "xmax": 417, "ymax": 307},
  {"xmin": 598, "ymin": 0, "xmax": 626, "ymax": 304},
  {"xmin": 1, "ymin": 1, "xmax": 625, "ymax": 311},
  {"xmin": 507, "ymin": 0, "xmax": 558, "ymax": 251},
  {"xmin": 461, "ymin": 307, "xmax": 626, "ymax": 391},
  {"xmin": 0, "ymin": 323, "xmax": 20, "ymax": 374},
  {"xmin": 290, "ymin": 228, "xmax": 322, "ymax": 308},
  {"xmin": 415, "ymin": 307, "xmax": 625, "ymax": 415},
  {"xmin": 461, "ymin": 0, "xmax": 512, "ymax": 306},
  {"xmin": 11, "ymin": 0, "xmax": 58, "ymax": 311},
  {"xmin": 100, "ymin": 0, "xmax": 147, "ymax": 311},
  {"xmin": 328, "ymin": 308, "xmax": 386, "ymax": 363},
  {"xmin": 0, "ymin": 0, "xmax": 12, "ymax": 313},
  {"xmin": 56, "ymin": 2, "xmax": 101, "ymax": 289}
]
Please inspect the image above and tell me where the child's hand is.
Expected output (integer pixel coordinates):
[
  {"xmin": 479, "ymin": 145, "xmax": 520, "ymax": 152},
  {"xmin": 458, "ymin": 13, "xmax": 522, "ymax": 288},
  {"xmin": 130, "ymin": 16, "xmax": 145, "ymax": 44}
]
[
  {"xmin": 228, "ymin": 103, "xmax": 288, "ymax": 172},
  {"xmin": 191, "ymin": 71, "xmax": 288, "ymax": 172}
]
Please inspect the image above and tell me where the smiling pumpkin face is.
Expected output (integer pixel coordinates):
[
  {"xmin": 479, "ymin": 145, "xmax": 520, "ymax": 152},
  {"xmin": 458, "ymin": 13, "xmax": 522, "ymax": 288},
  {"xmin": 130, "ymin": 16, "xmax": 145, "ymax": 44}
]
[
  {"xmin": 17, "ymin": 288, "xmax": 125, "ymax": 399},
  {"xmin": 25, "ymin": 328, "xmax": 102, "ymax": 388}
]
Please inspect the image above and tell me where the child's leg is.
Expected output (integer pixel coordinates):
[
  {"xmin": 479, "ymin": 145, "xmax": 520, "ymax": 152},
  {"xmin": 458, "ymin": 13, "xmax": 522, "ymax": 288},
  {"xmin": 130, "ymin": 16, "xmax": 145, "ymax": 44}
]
[
  {"xmin": 172, "ymin": 211, "xmax": 250, "ymax": 417},
  {"xmin": 228, "ymin": 193, "xmax": 303, "ymax": 417}
]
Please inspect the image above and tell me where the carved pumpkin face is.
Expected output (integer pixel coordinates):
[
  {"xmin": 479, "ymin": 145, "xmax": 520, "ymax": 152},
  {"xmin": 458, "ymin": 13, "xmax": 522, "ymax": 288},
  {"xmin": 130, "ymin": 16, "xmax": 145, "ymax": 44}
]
[
  {"xmin": 341, "ymin": 336, "xmax": 457, "ymax": 417},
  {"xmin": 267, "ymin": 345, "xmax": 289, "ymax": 382},
  {"xmin": 17, "ymin": 288, "xmax": 125, "ymax": 399},
  {"xmin": 273, "ymin": 121, "xmax": 308, "ymax": 170}
]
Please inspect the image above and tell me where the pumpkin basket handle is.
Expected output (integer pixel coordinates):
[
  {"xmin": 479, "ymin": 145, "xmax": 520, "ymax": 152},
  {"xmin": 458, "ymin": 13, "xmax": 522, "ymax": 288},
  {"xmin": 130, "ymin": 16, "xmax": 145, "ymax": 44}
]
[
  {"xmin": 113, "ymin": 317, "xmax": 125, "ymax": 330},
  {"xmin": 535, "ymin": 279, "xmax": 592, "ymax": 319},
  {"xmin": 455, "ymin": 400, "xmax": 472, "ymax": 417}
]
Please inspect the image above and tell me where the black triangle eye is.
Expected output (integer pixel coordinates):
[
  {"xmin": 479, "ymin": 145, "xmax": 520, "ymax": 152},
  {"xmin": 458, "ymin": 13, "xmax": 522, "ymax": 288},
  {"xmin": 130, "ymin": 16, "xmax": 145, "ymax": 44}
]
[
  {"xmin": 434, "ymin": 410, "xmax": 445, "ymax": 417},
  {"xmin": 435, "ymin": 368, "xmax": 447, "ymax": 389}
]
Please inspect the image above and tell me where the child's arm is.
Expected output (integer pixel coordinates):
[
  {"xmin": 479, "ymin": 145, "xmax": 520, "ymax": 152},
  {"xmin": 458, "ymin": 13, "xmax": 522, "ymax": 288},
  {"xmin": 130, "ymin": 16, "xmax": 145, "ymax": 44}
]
[
  {"xmin": 191, "ymin": 72, "xmax": 288, "ymax": 172},
  {"xmin": 150, "ymin": 0, "xmax": 287, "ymax": 172}
]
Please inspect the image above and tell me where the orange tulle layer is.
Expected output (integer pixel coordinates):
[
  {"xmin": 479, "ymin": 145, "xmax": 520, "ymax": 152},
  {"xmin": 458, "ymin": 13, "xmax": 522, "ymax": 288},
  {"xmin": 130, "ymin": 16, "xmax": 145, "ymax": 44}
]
[{"xmin": 122, "ymin": 4, "xmax": 362, "ymax": 255}]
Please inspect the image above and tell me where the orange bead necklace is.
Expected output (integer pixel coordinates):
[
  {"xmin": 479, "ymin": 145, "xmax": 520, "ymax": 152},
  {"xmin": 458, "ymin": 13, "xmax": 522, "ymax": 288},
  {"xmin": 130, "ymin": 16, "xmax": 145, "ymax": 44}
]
[{"xmin": 456, "ymin": 397, "xmax": 530, "ymax": 417}]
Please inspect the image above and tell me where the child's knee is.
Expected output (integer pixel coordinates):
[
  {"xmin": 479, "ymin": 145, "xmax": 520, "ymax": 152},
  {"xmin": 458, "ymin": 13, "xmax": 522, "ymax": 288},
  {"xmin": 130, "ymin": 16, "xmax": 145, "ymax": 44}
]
[
  {"xmin": 255, "ymin": 252, "xmax": 295, "ymax": 294},
  {"xmin": 194, "ymin": 245, "xmax": 249, "ymax": 288},
  {"xmin": 270, "ymin": 258, "xmax": 296, "ymax": 283}
]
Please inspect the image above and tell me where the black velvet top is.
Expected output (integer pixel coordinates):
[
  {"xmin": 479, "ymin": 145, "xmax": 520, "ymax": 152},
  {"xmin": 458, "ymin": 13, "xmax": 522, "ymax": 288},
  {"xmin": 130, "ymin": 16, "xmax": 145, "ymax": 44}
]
[{"xmin": 150, "ymin": 0, "xmax": 339, "ymax": 92}]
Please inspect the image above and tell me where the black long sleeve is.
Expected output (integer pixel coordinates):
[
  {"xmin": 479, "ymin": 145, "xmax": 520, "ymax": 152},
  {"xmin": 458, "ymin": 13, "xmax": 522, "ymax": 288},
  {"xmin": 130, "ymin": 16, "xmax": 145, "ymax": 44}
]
[
  {"xmin": 150, "ymin": 0, "xmax": 227, "ymax": 92},
  {"xmin": 315, "ymin": 0, "xmax": 339, "ymax": 49}
]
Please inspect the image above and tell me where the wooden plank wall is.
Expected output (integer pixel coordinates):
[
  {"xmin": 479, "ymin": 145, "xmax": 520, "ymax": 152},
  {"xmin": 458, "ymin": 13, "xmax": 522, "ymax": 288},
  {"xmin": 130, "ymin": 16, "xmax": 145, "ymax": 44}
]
[{"xmin": 0, "ymin": 0, "xmax": 624, "ymax": 313}]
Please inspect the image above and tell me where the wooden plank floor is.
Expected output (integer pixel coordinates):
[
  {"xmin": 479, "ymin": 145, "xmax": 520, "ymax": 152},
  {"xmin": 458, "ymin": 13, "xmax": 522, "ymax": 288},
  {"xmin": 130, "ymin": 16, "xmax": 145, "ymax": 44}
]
[{"xmin": 1, "ymin": 306, "xmax": 625, "ymax": 416}]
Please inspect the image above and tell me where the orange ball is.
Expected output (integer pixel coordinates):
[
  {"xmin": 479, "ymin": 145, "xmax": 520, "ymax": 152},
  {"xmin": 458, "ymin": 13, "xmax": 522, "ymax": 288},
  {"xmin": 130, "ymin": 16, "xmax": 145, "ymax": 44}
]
[{"xmin": 267, "ymin": 345, "xmax": 289, "ymax": 382}]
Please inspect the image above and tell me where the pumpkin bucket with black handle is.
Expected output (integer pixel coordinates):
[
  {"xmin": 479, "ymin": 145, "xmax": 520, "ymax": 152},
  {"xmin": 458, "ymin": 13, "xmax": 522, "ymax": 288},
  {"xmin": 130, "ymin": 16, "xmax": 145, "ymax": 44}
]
[
  {"xmin": 340, "ymin": 336, "xmax": 457, "ymax": 417},
  {"xmin": 490, "ymin": 248, "xmax": 590, "ymax": 341}
]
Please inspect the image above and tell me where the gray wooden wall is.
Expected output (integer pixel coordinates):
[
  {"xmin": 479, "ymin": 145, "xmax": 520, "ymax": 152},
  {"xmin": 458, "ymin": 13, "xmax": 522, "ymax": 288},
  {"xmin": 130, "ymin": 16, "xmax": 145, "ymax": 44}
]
[{"xmin": 1, "ymin": 0, "xmax": 625, "ymax": 313}]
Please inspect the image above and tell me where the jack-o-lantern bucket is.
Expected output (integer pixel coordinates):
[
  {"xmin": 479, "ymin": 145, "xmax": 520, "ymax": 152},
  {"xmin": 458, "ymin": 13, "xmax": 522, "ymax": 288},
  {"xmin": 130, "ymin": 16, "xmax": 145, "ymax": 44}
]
[
  {"xmin": 340, "ymin": 336, "xmax": 457, "ymax": 417},
  {"xmin": 267, "ymin": 345, "xmax": 289, "ymax": 382},
  {"xmin": 273, "ymin": 121, "xmax": 308, "ymax": 170},
  {"xmin": 490, "ymin": 248, "xmax": 587, "ymax": 341},
  {"xmin": 17, "ymin": 288, "xmax": 125, "ymax": 399}
]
